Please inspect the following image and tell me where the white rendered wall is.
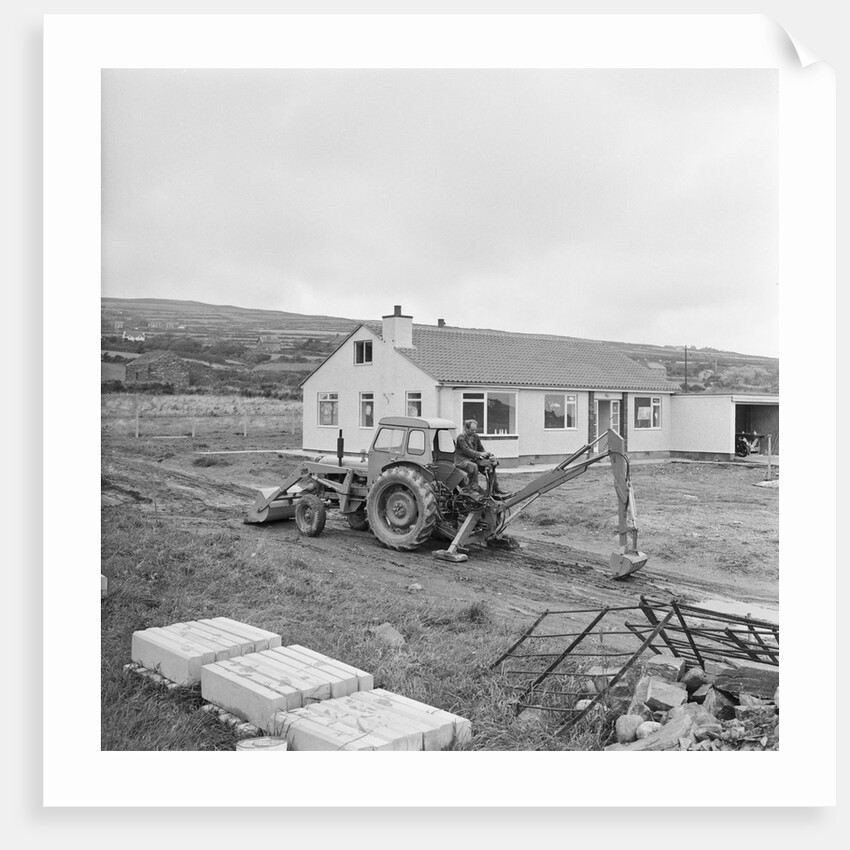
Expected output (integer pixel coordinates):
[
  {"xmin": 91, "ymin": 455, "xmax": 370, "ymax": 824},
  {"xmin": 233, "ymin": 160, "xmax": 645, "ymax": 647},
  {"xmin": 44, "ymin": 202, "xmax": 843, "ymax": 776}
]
[
  {"xmin": 670, "ymin": 394, "xmax": 735, "ymax": 454},
  {"xmin": 301, "ymin": 327, "xmax": 437, "ymax": 453},
  {"xmin": 625, "ymin": 393, "xmax": 674, "ymax": 454}
]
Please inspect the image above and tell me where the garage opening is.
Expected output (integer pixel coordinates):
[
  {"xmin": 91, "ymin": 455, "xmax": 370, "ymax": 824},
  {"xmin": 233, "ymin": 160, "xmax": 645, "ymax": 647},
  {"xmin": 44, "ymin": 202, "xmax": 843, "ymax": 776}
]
[{"xmin": 735, "ymin": 403, "xmax": 779, "ymax": 455}]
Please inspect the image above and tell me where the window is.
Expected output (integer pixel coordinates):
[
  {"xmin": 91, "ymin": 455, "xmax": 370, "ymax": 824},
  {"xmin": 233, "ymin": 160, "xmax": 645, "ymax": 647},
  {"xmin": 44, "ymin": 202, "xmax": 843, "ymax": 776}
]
[
  {"xmin": 360, "ymin": 392, "xmax": 374, "ymax": 428},
  {"xmin": 406, "ymin": 391, "xmax": 422, "ymax": 417},
  {"xmin": 436, "ymin": 429, "xmax": 456, "ymax": 454},
  {"xmin": 373, "ymin": 427, "xmax": 406, "ymax": 451},
  {"xmin": 544, "ymin": 393, "xmax": 577, "ymax": 430},
  {"xmin": 354, "ymin": 340, "xmax": 373, "ymax": 365},
  {"xmin": 462, "ymin": 391, "xmax": 517, "ymax": 436},
  {"xmin": 407, "ymin": 430, "xmax": 425, "ymax": 455},
  {"xmin": 318, "ymin": 392, "xmax": 338, "ymax": 427},
  {"xmin": 634, "ymin": 396, "xmax": 662, "ymax": 429}
]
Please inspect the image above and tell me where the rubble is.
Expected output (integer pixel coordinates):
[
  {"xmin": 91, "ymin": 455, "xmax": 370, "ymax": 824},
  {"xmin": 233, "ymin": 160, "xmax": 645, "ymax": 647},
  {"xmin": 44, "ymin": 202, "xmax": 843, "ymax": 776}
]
[
  {"xmin": 492, "ymin": 597, "xmax": 778, "ymax": 745},
  {"xmin": 369, "ymin": 622, "xmax": 406, "ymax": 648},
  {"xmin": 615, "ymin": 714, "xmax": 644, "ymax": 744},
  {"xmin": 645, "ymin": 677, "xmax": 688, "ymax": 712}
]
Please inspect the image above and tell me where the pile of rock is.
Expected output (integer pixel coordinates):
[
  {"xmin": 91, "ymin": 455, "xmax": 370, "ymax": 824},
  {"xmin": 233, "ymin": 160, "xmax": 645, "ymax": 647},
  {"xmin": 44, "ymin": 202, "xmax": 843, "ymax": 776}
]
[{"xmin": 602, "ymin": 653, "xmax": 779, "ymax": 751}]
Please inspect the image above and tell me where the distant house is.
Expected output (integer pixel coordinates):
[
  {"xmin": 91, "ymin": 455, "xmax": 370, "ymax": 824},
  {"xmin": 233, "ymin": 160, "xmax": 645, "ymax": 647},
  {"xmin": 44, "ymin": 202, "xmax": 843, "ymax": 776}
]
[
  {"xmin": 255, "ymin": 335, "xmax": 282, "ymax": 353},
  {"xmin": 300, "ymin": 306, "xmax": 778, "ymax": 463},
  {"xmin": 125, "ymin": 350, "xmax": 190, "ymax": 391},
  {"xmin": 123, "ymin": 331, "xmax": 146, "ymax": 342}
]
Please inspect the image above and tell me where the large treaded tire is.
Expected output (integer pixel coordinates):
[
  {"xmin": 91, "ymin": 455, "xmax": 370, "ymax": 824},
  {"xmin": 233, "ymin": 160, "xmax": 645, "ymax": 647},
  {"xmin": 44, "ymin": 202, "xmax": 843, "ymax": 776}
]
[
  {"xmin": 366, "ymin": 466, "xmax": 437, "ymax": 550},
  {"xmin": 295, "ymin": 494, "xmax": 327, "ymax": 537}
]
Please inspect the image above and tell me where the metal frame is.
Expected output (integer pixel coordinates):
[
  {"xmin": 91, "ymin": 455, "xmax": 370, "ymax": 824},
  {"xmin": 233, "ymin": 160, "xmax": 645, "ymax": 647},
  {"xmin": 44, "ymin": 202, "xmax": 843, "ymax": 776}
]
[{"xmin": 491, "ymin": 597, "xmax": 778, "ymax": 735}]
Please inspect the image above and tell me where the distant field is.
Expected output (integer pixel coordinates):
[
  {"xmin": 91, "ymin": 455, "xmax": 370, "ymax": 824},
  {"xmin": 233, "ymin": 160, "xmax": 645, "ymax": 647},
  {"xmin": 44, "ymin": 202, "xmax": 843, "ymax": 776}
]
[
  {"xmin": 252, "ymin": 361, "xmax": 314, "ymax": 372},
  {"xmin": 101, "ymin": 394, "xmax": 303, "ymax": 441},
  {"xmin": 101, "ymin": 362, "xmax": 126, "ymax": 382}
]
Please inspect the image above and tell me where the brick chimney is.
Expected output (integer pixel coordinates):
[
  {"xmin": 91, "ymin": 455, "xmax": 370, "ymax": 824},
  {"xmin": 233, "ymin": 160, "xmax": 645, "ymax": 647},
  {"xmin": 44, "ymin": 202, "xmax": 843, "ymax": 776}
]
[
  {"xmin": 381, "ymin": 305, "xmax": 414, "ymax": 348},
  {"xmin": 437, "ymin": 318, "xmax": 446, "ymax": 328}
]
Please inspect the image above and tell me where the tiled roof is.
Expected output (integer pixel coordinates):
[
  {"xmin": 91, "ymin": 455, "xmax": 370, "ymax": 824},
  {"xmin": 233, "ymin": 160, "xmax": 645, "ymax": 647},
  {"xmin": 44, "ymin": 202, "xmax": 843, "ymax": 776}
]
[
  {"xmin": 127, "ymin": 350, "xmax": 178, "ymax": 367},
  {"xmin": 364, "ymin": 323, "xmax": 679, "ymax": 391}
]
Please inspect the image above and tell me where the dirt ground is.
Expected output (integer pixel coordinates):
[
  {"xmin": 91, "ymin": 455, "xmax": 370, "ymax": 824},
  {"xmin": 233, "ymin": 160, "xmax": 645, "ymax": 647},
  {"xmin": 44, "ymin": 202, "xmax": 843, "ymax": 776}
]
[{"xmin": 101, "ymin": 412, "xmax": 778, "ymax": 645}]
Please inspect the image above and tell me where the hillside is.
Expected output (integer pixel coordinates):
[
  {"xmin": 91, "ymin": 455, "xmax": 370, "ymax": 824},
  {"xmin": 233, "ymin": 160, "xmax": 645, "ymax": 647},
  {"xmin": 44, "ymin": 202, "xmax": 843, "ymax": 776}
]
[{"xmin": 101, "ymin": 297, "xmax": 778, "ymax": 395}]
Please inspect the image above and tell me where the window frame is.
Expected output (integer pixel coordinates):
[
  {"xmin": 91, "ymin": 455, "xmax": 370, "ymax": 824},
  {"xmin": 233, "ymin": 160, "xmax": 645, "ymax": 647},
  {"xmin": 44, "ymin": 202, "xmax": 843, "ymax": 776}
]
[
  {"xmin": 407, "ymin": 429, "xmax": 426, "ymax": 456},
  {"xmin": 461, "ymin": 390, "xmax": 518, "ymax": 437},
  {"xmin": 317, "ymin": 391, "xmax": 339, "ymax": 428},
  {"xmin": 353, "ymin": 339, "xmax": 373, "ymax": 365},
  {"xmin": 372, "ymin": 427, "xmax": 406, "ymax": 452},
  {"xmin": 634, "ymin": 395, "xmax": 662, "ymax": 430},
  {"xmin": 359, "ymin": 392, "xmax": 375, "ymax": 429},
  {"xmin": 543, "ymin": 392, "xmax": 578, "ymax": 431},
  {"xmin": 405, "ymin": 391, "xmax": 423, "ymax": 417}
]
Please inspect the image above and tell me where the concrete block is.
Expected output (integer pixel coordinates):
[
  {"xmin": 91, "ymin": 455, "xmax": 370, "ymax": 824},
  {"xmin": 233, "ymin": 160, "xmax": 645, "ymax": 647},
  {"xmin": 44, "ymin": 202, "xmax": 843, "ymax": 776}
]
[
  {"xmin": 285, "ymin": 644, "xmax": 374, "ymax": 691},
  {"xmin": 131, "ymin": 618, "xmax": 283, "ymax": 685},
  {"xmin": 304, "ymin": 702, "xmax": 424, "ymax": 751},
  {"xmin": 274, "ymin": 708, "xmax": 392, "ymax": 750},
  {"xmin": 264, "ymin": 647, "xmax": 358, "ymax": 698},
  {"xmin": 351, "ymin": 689, "xmax": 472, "ymax": 747},
  {"xmin": 226, "ymin": 653, "xmax": 330, "ymax": 704},
  {"xmin": 131, "ymin": 627, "xmax": 217, "ymax": 685},
  {"xmin": 251, "ymin": 651, "xmax": 337, "ymax": 700},
  {"xmin": 162, "ymin": 623, "xmax": 244, "ymax": 662},
  {"xmin": 199, "ymin": 617, "xmax": 282, "ymax": 652},
  {"xmin": 271, "ymin": 689, "xmax": 472, "ymax": 751},
  {"xmin": 188, "ymin": 621, "xmax": 256, "ymax": 654},
  {"xmin": 201, "ymin": 660, "xmax": 303, "ymax": 732},
  {"xmin": 346, "ymin": 695, "xmax": 458, "ymax": 750}
]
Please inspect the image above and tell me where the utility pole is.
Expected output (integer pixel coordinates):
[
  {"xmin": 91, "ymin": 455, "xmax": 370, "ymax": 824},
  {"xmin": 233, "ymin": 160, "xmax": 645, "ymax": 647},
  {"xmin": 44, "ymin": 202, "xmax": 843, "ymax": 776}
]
[{"xmin": 684, "ymin": 346, "xmax": 688, "ymax": 392}]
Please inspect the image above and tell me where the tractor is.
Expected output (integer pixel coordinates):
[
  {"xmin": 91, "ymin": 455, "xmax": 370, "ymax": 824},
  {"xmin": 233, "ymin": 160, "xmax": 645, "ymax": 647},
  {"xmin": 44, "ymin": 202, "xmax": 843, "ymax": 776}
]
[{"xmin": 245, "ymin": 416, "xmax": 647, "ymax": 578}]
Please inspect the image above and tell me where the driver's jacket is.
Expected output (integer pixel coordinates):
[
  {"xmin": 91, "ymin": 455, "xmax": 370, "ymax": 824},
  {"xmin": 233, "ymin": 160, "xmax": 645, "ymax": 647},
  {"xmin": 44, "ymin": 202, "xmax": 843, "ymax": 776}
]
[{"xmin": 455, "ymin": 431, "xmax": 487, "ymax": 465}]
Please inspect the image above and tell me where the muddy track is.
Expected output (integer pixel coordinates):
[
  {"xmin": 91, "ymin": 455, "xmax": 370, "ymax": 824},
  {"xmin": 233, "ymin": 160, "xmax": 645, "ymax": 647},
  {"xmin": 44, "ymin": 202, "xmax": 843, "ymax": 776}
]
[{"xmin": 102, "ymin": 447, "xmax": 778, "ymax": 632}]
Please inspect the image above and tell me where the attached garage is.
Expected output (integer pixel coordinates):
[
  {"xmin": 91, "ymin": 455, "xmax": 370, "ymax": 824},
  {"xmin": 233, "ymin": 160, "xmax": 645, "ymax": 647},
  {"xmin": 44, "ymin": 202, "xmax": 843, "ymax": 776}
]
[{"xmin": 670, "ymin": 393, "xmax": 779, "ymax": 460}]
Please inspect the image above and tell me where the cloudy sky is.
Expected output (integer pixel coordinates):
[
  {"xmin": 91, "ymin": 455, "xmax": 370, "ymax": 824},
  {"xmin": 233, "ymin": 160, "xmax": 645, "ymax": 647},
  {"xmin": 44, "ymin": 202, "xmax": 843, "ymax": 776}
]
[{"xmin": 102, "ymin": 69, "xmax": 778, "ymax": 356}]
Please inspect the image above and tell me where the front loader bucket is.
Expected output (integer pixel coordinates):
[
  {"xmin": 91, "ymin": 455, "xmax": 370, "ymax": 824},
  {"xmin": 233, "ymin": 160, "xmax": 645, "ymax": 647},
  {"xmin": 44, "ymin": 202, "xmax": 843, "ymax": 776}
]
[
  {"xmin": 610, "ymin": 550, "xmax": 648, "ymax": 579},
  {"xmin": 244, "ymin": 486, "xmax": 297, "ymax": 525}
]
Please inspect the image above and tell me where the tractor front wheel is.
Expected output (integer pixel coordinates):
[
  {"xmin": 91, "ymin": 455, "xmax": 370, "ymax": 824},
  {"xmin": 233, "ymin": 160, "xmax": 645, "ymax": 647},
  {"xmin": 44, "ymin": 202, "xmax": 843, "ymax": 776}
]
[
  {"xmin": 295, "ymin": 494, "xmax": 327, "ymax": 537},
  {"xmin": 366, "ymin": 466, "xmax": 437, "ymax": 550}
]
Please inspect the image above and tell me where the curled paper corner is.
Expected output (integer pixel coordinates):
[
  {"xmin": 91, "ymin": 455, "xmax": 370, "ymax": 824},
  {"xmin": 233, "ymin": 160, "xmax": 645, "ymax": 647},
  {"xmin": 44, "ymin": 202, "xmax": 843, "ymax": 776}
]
[{"xmin": 764, "ymin": 16, "xmax": 823, "ymax": 69}]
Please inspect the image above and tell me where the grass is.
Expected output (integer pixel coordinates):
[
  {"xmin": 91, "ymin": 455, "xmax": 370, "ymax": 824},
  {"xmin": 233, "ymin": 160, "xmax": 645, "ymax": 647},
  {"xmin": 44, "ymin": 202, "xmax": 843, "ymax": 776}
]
[
  {"xmin": 191, "ymin": 455, "xmax": 231, "ymax": 467},
  {"xmin": 101, "ymin": 509, "xmax": 617, "ymax": 751}
]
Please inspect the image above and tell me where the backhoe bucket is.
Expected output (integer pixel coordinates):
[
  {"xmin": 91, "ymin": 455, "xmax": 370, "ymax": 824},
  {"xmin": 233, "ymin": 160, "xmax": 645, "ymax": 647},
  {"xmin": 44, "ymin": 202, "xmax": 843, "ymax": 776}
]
[
  {"xmin": 610, "ymin": 550, "xmax": 648, "ymax": 579},
  {"xmin": 244, "ymin": 486, "xmax": 298, "ymax": 524}
]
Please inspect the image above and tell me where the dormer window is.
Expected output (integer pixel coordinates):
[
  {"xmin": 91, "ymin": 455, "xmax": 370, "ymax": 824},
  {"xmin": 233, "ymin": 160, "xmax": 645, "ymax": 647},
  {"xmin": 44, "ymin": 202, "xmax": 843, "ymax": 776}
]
[{"xmin": 354, "ymin": 340, "xmax": 373, "ymax": 365}]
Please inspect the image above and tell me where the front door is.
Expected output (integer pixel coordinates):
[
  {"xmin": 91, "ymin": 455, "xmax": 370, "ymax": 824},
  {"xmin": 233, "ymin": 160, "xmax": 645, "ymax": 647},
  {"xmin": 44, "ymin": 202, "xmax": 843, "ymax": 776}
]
[
  {"xmin": 610, "ymin": 400, "xmax": 621, "ymax": 434},
  {"xmin": 594, "ymin": 398, "xmax": 621, "ymax": 449}
]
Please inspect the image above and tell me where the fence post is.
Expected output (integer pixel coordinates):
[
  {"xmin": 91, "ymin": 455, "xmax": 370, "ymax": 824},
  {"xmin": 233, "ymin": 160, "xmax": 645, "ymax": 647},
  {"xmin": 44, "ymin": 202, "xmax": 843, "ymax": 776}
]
[
  {"xmin": 766, "ymin": 435, "xmax": 773, "ymax": 481},
  {"xmin": 243, "ymin": 412, "xmax": 248, "ymax": 438},
  {"xmin": 191, "ymin": 417, "xmax": 197, "ymax": 439},
  {"xmin": 135, "ymin": 405, "xmax": 140, "ymax": 439}
]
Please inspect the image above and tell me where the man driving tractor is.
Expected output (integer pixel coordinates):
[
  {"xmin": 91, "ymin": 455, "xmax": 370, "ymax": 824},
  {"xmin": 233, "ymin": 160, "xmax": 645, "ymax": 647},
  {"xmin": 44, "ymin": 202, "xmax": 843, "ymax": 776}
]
[{"xmin": 454, "ymin": 419, "xmax": 508, "ymax": 497}]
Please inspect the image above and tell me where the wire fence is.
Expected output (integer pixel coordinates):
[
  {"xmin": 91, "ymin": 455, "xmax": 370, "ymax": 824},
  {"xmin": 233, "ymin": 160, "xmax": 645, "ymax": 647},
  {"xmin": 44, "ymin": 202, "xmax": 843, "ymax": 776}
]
[{"xmin": 102, "ymin": 411, "xmax": 302, "ymax": 440}]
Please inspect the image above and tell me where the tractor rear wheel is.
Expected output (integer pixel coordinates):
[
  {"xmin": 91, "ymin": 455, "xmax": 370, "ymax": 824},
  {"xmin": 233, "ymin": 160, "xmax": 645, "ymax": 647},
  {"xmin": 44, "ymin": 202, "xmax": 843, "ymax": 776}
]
[
  {"xmin": 366, "ymin": 466, "xmax": 437, "ymax": 550},
  {"xmin": 295, "ymin": 494, "xmax": 327, "ymax": 537}
]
